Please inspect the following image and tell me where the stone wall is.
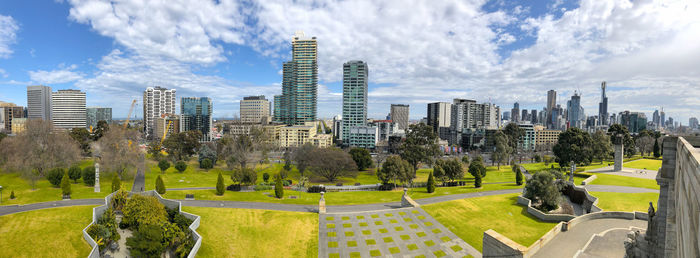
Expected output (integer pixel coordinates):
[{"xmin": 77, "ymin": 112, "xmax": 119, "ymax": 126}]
[{"xmin": 516, "ymin": 195, "xmax": 576, "ymax": 222}]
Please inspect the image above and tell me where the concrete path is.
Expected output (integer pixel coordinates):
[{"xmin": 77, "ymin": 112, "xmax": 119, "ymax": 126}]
[
  {"xmin": 168, "ymin": 187, "xmax": 215, "ymax": 191},
  {"xmin": 177, "ymin": 199, "xmax": 319, "ymax": 213},
  {"xmin": 0, "ymin": 198, "xmax": 103, "ymax": 216},
  {"xmin": 575, "ymin": 227, "xmax": 640, "ymax": 258},
  {"xmin": 531, "ymin": 218, "xmax": 646, "ymax": 258},
  {"xmin": 587, "ymin": 166, "xmax": 658, "ymax": 180},
  {"xmin": 130, "ymin": 161, "xmax": 146, "ymax": 192}
]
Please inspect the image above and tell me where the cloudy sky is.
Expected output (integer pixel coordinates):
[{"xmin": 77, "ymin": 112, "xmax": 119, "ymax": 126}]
[{"xmin": 0, "ymin": 0, "xmax": 698, "ymax": 123}]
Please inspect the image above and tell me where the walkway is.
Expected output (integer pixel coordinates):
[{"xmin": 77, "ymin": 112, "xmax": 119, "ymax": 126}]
[
  {"xmin": 130, "ymin": 160, "xmax": 146, "ymax": 192},
  {"xmin": 587, "ymin": 166, "xmax": 658, "ymax": 180},
  {"xmin": 0, "ymin": 185, "xmax": 658, "ymax": 216},
  {"xmin": 531, "ymin": 218, "xmax": 646, "ymax": 258}
]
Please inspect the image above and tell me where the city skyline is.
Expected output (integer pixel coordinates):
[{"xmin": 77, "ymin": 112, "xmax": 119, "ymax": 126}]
[{"xmin": 0, "ymin": 1, "xmax": 699, "ymax": 122}]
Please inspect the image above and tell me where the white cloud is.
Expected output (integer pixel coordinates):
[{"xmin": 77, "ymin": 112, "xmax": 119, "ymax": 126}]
[
  {"xmin": 28, "ymin": 64, "xmax": 84, "ymax": 84},
  {"xmin": 0, "ymin": 15, "xmax": 19, "ymax": 58}
]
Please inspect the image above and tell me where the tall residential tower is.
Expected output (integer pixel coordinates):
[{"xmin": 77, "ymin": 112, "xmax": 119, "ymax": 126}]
[
  {"xmin": 275, "ymin": 31, "xmax": 318, "ymax": 125},
  {"xmin": 27, "ymin": 85, "xmax": 52, "ymax": 120},
  {"xmin": 390, "ymin": 104, "xmax": 410, "ymax": 130},
  {"xmin": 51, "ymin": 89, "xmax": 86, "ymax": 129},
  {"xmin": 341, "ymin": 60, "xmax": 369, "ymax": 144},
  {"xmin": 143, "ymin": 86, "xmax": 176, "ymax": 138},
  {"xmin": 599, "ymin": 81, "xmax": 608, "ymax": 126}
]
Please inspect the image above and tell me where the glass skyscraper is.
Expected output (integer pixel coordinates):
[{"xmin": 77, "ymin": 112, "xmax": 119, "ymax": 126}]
[
  {"xmin": 181, "ymin": 97, "xmax": 212, "ymax": 141},
  {"xmin": 274, "ymin": 31, "xmax": 318, "ymax": 125},
  {"xmin": 341, "ymin": 60, "xmax": 368, "ymax": 144}
]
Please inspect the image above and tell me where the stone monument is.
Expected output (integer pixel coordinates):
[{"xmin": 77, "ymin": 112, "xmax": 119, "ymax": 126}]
[
  {"xmin": 94, "ymin": 162, "xmax": 100, "ymax": 192},
  {"xmin": 318, "ymin": 191, "xmax": 326, "ymax": 214},
  {"xmin": 614, "ymin": 134, "xmax": 624, "ymax": 172}
]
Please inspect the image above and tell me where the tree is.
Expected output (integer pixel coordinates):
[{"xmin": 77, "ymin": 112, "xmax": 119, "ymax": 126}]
[
  {"xmin": 442, "ymin": 158, "xmax": 464, "ymax": 182},
  {"xmin": 147, "ymin": 141, "xmax": 162, "ymax": 160},
  {"xmin": 349, "ymin": 148, "xmax": 373, "ymax": 171},
  {"xmin": 432, "ymin": 163, "xmax": 447, "ymax": 184},
  {"xmin": 653, "ymin": 138, "xmax": 661, "ymax": 158},
  {"xmin": 69, "ymin": 128, "xmax": 92, "ymax": 155},
  {"xmin": 158, "ymin": 160, "xmax": 170, "ymax": 174},
  {"xmin": 292, "ymin": 143, "xmax": 316, "ymax": 177},
  {"xmin": 461, "ymin": 155, "xmax": 470, "ymax": 164},
  {"xmin": 523, "ymin": 171, "xmax": 561, "ymax": 212},
  {"xmin": 399, "ymin": 123, "xmax": 440, "ymax": 170},
  {"xmin": 608, "ymin": 124, "xmax": 635, "ymax": 157},
  {"xmin": 126, "ymin": 224, "xmax": 165, "ymax": 257},
  {"xmin": 514, "ymin": 164, "xmax": 523, "ymax": 185},
  {"xmin": 94, "ymin": 126, "xmax": 142, "ymax": 179},
  {"xmin": 156, "ymin": 175, "xmax": 166, "ymax": 194},
  {"xmin": 198, "ymin": 144, "xmax": 217, "ymax": 168},
  {"xmin": 111, "ymin": 173, "xmax": 121, "ymax": 193},
  {"xmin": 0, "ymin": 120, "xmax": 80, "ymax": 189},
  {"xmin": 426, "ymin": 171, "xmax": 436, "ymax": 193},
  {"xmin": 263, "ymin": 172, "xmax": 270, "ymax": 183},
  {"xmin": 175, "ymin": 161, "xmax": 187, "ymax": 173},
  {"xmin": 553, "ymin": 127, "xmax": 593, "ymax": 170},
  {"xmin": 61, "ymin": 170, "xmax": 71, "ymax": 196},
  {"xmin": 636, "ymin": 135, "xmax": 655, "ymax": 156},
  {"xmin": 82, "ymin": 166, "xmax": 96, "ymax": 186},
  {"xmin": 378, "ymin": 155, "xmax": 412, "ymax": 185},
  {"xmin": 274, "ymin": 175, "xmax": 284, "ymax": 199},
  {"xmin": 590, "ymin": 130, "xmax": 612, "ymax": 163},
  {"xmin": 200, "ymin": 158, "xmax": 213, "ymax": 171},
  {"xmin": 309, "ymin": 147, "xmax": 358, "ymax": 182},
  {"xmin": 47, "ymin": 168, "xmax": 65, "ymax": 187},
  {"xmin": 216, "ymin": 172, "xmax": 225, "ymax": 195},
  {"xmin": 162, "ymin": 131, "xmax": 202, "ymax": 161},
  {"xmin": 503, "ymin": 123, "xmax": 525, "ymax": 156},
  {"xmin": 91, "ymin": 120, "xmax": 109, "ymax": 141},
  {"xmin": 230, "ymin": 167, "xmax": 257, "ymax": 185},
  {"xmin": 491, "ymin": 131, "xmax": 511, "ymax": 169},
  {"xmin": 68, "ymin": 165, "xmax": 82, "ymax": 183},
  {"xmin": 220, "ymin": 127, "xmax": 272, "ymax": 171},
  {"xmin": 474, "ymin": 172, "xmax": 482, "ymax": 188}
]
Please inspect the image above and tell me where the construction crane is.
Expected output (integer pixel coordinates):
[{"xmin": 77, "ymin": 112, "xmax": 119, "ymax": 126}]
[
  {"xmin": 161, "ymin": 120, "xmax": 173, "ymax": 144},
  {"xmin": 124, "ymin": 99, "xmax": 137, "ymax": 130}
]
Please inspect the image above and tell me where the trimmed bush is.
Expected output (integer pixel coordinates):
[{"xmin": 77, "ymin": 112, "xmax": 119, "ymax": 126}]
[
  {"xmin": 263, "ymin": 172, "xmax": 270, "ymax": 183},
  {"xmin": 68, "ymin": 165, "xmax": 82, "ymax": 183},
  {"xmin": 307, "ymin": 185, "xmax": 326, "ymax": 193},
  {"xmin": 515, "ymin": 165, "xmax": 524, "ymax": 186},
  {"xmin": 47, "ymin": 168, "xmax": 65, "ymax": 187},
  {"xmin": 474, "ymin": 173, "xmax": 482, "ymax": 188},
  {"xmin": 426, "ymin": 171, "xmax": 436, "ymax": 193},
  {"xmin": 216, "ymin": 172, "xmax": 225, "ymax": 196},
  {"xmin": 275, "ymin": 176, "xmax": 284, "ymax": 199},
  {"xmin": 156, "ymin": 175, "xmax": 166, "ymax": 194},
  {"xmin": 200, "ymin": 158, "xmax": 213, "ymax": 171},
  {"xmin": 158, "ymin": 159, "xmax": 170, "ymax": 173},
  {"xmin": 112, "ymin": 173, "xmax": 121, "ymax": 193},
  {"xmin": 82, "ymin": 166, "xmax": 96, "ymax": 186},
  {"xmin": 175, "ymin": 161, "xmax": 187, "ymax": 173},
  {"xmin": 61, "ymin": 171, "xmax": 71, "ymax": 196},
  {"xmin": 10, "ymin": 190, "xmax": 15, "ymax": 199},
  {"xmin": 226, "ymin": 184, "xmax": 242, "ymax": 191}
]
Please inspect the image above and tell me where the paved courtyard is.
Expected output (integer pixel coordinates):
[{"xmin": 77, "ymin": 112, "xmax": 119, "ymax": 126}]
[{"xmin": 319, "ymin": 207, "xmax": 480, "ymax": 258}]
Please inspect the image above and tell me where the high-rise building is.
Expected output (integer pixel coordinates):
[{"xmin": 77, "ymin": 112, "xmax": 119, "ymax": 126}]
[
  {"xmin": 618, "ymin": 111, "xmax": 647, "ymax": 133},
  {"xmin": 0, "ymin": 102, "xmax": 25, "ymax": 132},
  {"xmin": 503, "ymin": 111, "xmax": 511, "ymax": 121},
  {"xmin": 546, "ymin": 90, "xmax": 556, "ymax": 127},
  {"xmin": 390, "ymin": 104, "xmax": 410, "ymax": 130},
  {"xmin": 341, "ymin": 60, "xmax": 369, "ymax": 145},
  {"xmin": 530, "ymin": 109, "xmax": 538, "ymax": 124},
  {"xmin": 276, "ymin": 31, "xmax": 318, "ymax": 125},
  {"xmin": 86, "ymin": 107, "xmax": 112, "ymax": 129},
  {"xmin": 155, "ymin": 114, "xmax": 180, "ymax": 141},
  {"xmin": 450, "ymin": 99, "xmax": 501, "ymax": 147},
  {"xmin": 521, "ymin": 109, "xmax": 529, "ymax": 123},
  {"xmin": 598, "ymin": 81, "xmax": 609, "ymax": 126},
  {"xmin": 240, "ymin": 95, "xmax": 270, "ymax": 124},
  {"xmin": 51, "ymin": 89, "xmax": 86, "ymax": 129},
  {"xmin": 27, "ymin": 85, "xmax": 52, "ymax": 120},
  {"xmin": 660, "ymin": 109, "xmax": 666, "ymax": 129},
  {"xmin": 511, "ymin": 102, "xmax": 520, "ymax": 122},
  {"xmin": 181, "ymin": 97, "xmax": 213, "ymax": 141},
  {"xmin": 566, "ymin": 92, "xmax": 585, "ymax": 129},
  {"xmin": 689, "ymin": 117, "xmax": 698, "ymax": 129},
  {"xmin": 143, "ymin": 86, "xmax": 176, "ymax": 138},
  {"xmin": 653, "ymin": 110, "xmax": 660, "ymax": 128},
  {"xmin": 427, "ymin": 102, "xmax": 452, "ymax": 140}
]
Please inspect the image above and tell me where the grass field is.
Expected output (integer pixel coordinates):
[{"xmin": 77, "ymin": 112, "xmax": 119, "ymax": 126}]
[
  {"xmin": 591, "ymin": 191, "xmax": 659, "ymax": 212},
  {"xmin": 623, "ymin": 159, "xmax": 662, "ymax": 171},
  {"xmin": 585, "ymin": 173, "xmax": 659, "ymax": 190},
  {"xmin": 181, "ymin": 207, "xmax": 318, "ymax": 258},
  {"xmin": 423, "ymin": 193, "xmax": 557, "ymax": 252},
  {"xmin": 0, "ymin": 160, "xmax": 135, "ymax": 205},
  {"xmin": 0, "ymin": 205, "xmax": 95, "ymax": 257}
]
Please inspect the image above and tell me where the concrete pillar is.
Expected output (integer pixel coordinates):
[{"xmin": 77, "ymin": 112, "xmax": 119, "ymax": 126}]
[
  {"xmin": 614, "ymin": 143, "xmax": 624, "ymax": 172},
  {"xmin": 94, "ymin": 162, "xmax": 100, "ymax": 192}
]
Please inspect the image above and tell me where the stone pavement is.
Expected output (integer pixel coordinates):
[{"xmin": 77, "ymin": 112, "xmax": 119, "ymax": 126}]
[
  {"xmin": 319, "ymin": 207, "xmax": 481, "ymax": 258},
  {"xmin": 0, "ymin": 198, "xmax": 103, "ymax": 216},
  {"xmin": 583, "ymin": 184, "xmax": 658, "ymax": 193},
  {"xmin": 587, "ymin": 166, "xmax": 658, "ymax": 180},
  {"xmin": 575, "ymin": 228, "xmax": 638, "ymax": 258},
  {"xmin": 531, "ymin": 218, "xmax": 646, "ymax": 258}
]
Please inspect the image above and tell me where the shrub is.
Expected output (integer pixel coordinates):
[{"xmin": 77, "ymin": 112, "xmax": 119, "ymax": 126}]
[
  {"xmin": 111, "ymin": 173, "xmax": 121, "ymax": 193},
  {"xmin": 377, "ymin": 183, "xmax": 396, "ymax": 191},
  {"xmin": 156, "ymin": 175, "xmax": 166, "ymax": 194},
  {"xmin": 426, "ymin": 171, "xmax": 436, "ymax": 193},
  {"xmin": 61, "ymin": 171, "xmax": 72, "ymax": 196},
  {"xmin": 349, "ymin": 147, "xmax": 373, "ymax": 171},
  {"xmin": 82, "ymin": 166, "xmax": 96, "ymax": 186},
  {"xmin": 175, "ymin": 161, "xmax": 187, "ymax": 173},
  {"xmin": 68, "ymin": 165, "xmax": 82, "ymax": 183},
  {"xmin": 216, "ymin": 172, "xmax": 225, "ymax": 196},
  {"xmin": 523, "ymin": 171, "xmax": 561, "ymax": 212},
  {"xmin": 226, "ymin": 184, "xmax": 241, "ymax": 191},
  {"xmin": 515, "ymin": 166, "xmax": 524, "ymax": 186},
  {"xmin": 122, "ymin": 195, "xmax": 167, "ymax": 227},
  {"xmin": 158, "ymin": 159, "xmax": 170, "ymax": 173},
  {"xmin": 10, "ymin": 190, "xmax": 15, "ymax": 199},
  {"xmin": 307, "ymin": 185, "xmax": 326, "ymax": 193},
  {"xmin": 197, "ymin": 144, "xmax": 217, "ymax": 166},
  {"xmin": 126, "ymin": 224, "xmax": 165, "ymax": 257},
  {"xmin": 231, "ymin": 167, "xmax": 257, "ymax": 185},
  {"xmin": 47, "ymin": 168, "xmax": 65, "ymax": 187},
  {"xmin": 200, "ymin": 158, "xmax": 213, "ymax": 171},
  {"xmin": 262, "ymin": 172, "xmax": 270, "ymax": 183},
  {"xmin": 274, "ymin": 176, "xmax": 284, "ymax": 199},
  {"xmin": 474, "ymin": 172, "xmax": 482, "ymax": 188},
  {"xmin": 284, "ymin": 179, "xmax": 292, "ymax": 186},
  {"xmin": 111, "ymin": 189, "xmax": 128, "ymax": 211},
  {"xmin": 254, "ymin": 184, "xmax": 273, "ymax": 191}
]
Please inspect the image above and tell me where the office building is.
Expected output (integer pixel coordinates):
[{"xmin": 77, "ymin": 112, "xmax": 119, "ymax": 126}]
[
  {"xmin": 618, "ymin": 111, "xmax": 647, "ymax": 133},
  {"xmin": 155, "ymin": 114, "xmax": 180, "ymax": 141},
  {"xmin": 598, "ymin": 81, "xmax": 609, "ymax": 126},
  {"xmin": 51, "ymin": 89, "xmax": 86, "ymax": 129},
  {"xmin": 660, "ymin": 109, "xmax": 666, "ymax": 129},
  {"xmin": 11, "ymin": 118, "xmax": 27, "ymax": 134},
  {"xmin": 450, "ymin": 99, "xmax": 501, "ymax": 147},
  {"xmin": 689, "ymin": 117, "xmax": 698, "ymax": 130},
  {"xmin": 653, "ymin": 110, "xmax": 660, "ymax": 128},
  {"xmin": 278, "ymin": 124, "xmax": 332, "ymax": 148},
  {"xmin": 369, "ymin": 119, "xmax": 402, "ymax": 142},
  {"xmin": 427, "ymin": 102, "xmax": 452, "ymax": 140},
  {"xmin": 0, "ymin": 102, "xmax": 25, "ymax": 132},
  {"xmin": 341, "ymin": 60, "xmax": 369, "ymax": 145},
  {"xmin": 530, "ymin": 109, "xmax": 538, "ymax": 124},
  {"xmin": 534, "ymin": 125, "xmax": 561, "ymax": 151},
  {"xmin": 347, "ymin": 126, "xmax": 379, "ymax": 149},
  {"xmin": 240, "ymin": 96, "xmax": 270, "ymax": 124},
  {"xmin": 390, "ymin": 104, "xmax": 410, "ymax": 131},
  {"xmin": 27, "ymin": 85, "xmax": 52, "ymax": 120},
  {"xmin": 567, "ymin": 92, "xmax": 585, "ymax": 129},
  {"xmin": 546, "ymin": 90, "xmax": 556, "ymax": 127},
  {"xmin": 275, "ymin": 31, "xmax": 318, "ymax": 125},
  {"xmin": 143, "ymin": 86, "xmax": 176, "ymax": 138},
  {"xmin": 521, "ymin": 109, "xmax": 529, "ymax": 123},
  {"xmin": 503, "ymin": 111, "xmax": 511, "ymax": 121},
  {"xmin": 519, "ymin": 123, "xmax": 536, "ymax": 151},
  {"xmin": 86, "ymin": 107, "xmax": 112, "ymax": 129},
  {"xmin": 511, "ymin": 102, "xmax": 520, "ymax": 122},
  {"xmin": 181, "ymin": 97, "xmax": 213, "ymax": 141}
]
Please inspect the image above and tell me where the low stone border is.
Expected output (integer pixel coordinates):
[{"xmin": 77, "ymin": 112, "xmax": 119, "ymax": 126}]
[
  {"xmin": 581, "ymin": 174, "xmax": 597, "ymax": 185},
  {"xmin": 401, "ymin": 189, "xmax": 420, "ymax": 208},
  {"xmin": 482, "ymin": 211, "xmax": 647, "ymax": 257},
  {"xmin": 516, "ymin": 181, "xmax": 601, "ymax": 223},
  {"xmin": 82, "ymin": 190, "xmax": 202, "ymax": 258}
]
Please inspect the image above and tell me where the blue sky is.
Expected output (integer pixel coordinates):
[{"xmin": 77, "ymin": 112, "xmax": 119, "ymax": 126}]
[{"xmin": 0, "ymin": 0, "xmax": 699, "ymax": 123}]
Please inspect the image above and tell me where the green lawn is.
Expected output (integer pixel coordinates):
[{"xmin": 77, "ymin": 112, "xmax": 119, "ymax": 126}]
[
  {"xmin": 591, "ymin": 191, "xmax": 659, "ymax": 212},
  {"xmin": 181, "ymin": 207, "xmax": 318, "ymax": 258},
  {"xmin": 423, "ymin": 193, "xmax": 557, "ymax": 252},
  {"xmin": 0, "ymin": 205, "xmax": 95, "ymax": 257},
  {"xmin": 623, "ymin": 159, "xmax": 662, "ymax": 171},
  {"xmin": 585, "ymin": 173, "xmax": 659, "ymax": 190},
  {"xmin": 0, "ymin": 160, "xmax": 136, "ymax": 205}
]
